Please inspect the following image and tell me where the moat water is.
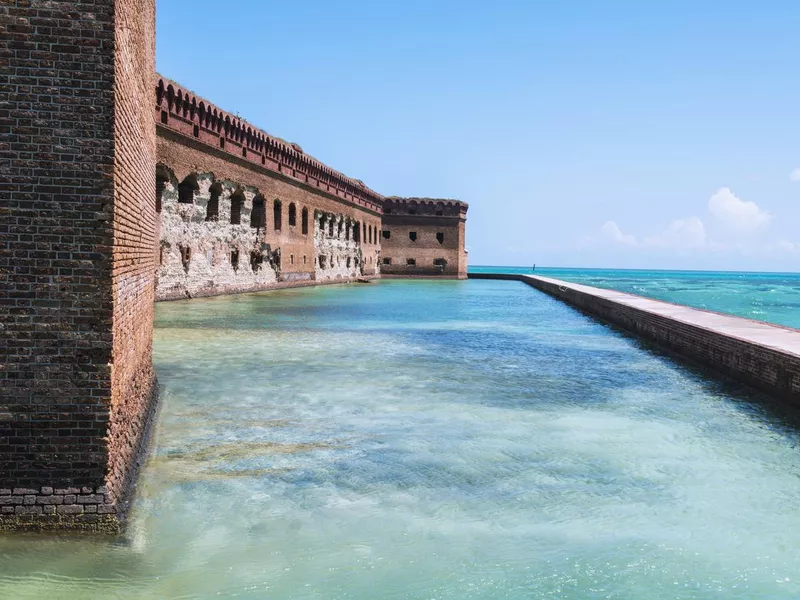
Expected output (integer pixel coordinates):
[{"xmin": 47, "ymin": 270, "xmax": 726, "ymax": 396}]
[{"xmin": 3, "ymin": 278, "xmax": 800, "ymax": 598}]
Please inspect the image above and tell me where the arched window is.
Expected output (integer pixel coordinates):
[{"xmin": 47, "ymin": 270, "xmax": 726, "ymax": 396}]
[
  {"xmin": 273, "ymin": 199, "xmax": 282, "ymax": 231},
  {"xmin": 436, "ymin": 232, "xmax": 444, "ymax": 244},
  {"xmin": 328, "ymin": 216, "xmax": 334, "ymax": 237},
  {"xmin": 288, "ymin": 203, "xmax": 297, "ymax": 227},
  {"xmin": 155, "ymin": 175, "xmax": 166, "ymax": 213},
  {"xmin": 337, "ymin": 220, "xmax": 343, "ymax": 238},
  {"xmin": 178, "ymin": 174, "xmax": 198, "ymax": 204},
  {"xmin": 354, "ymin": 222, "xmax": 360, "ymax": 243},
  {"xmin": 363, "ymin": 223, "xmax": 367, "ymax": 243},
  {"xmin": 179, "ymin": 245, "xmax": 191, "ymax": 272},
  {"xmin": 251, "ymin": 195, "xmax": 266, "ymax": 229},
  {"xmin": 155, "ymin": 164, "xmax": 171, "ymax": 213},
  {"xmin": 206, "ymin": 182, "xmax": 221, "ymax": 221},
  {"xmin": 301, "ymin": 207, "xmax": 309, "ymax": 235},
  {"xmin": 345, "ymin": 220, "xmax": 350, "ymax": 241},
  {"xmin": 230, "ymin": 190, "xmax": 244, "ymax": 225}
]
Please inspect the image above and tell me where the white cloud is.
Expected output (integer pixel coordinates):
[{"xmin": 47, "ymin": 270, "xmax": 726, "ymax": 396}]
[
  {"xmin": 790, "ymin": 168, "xmax": 800, "ymax": 182},
  {"xmin": 769, "ymin": 239, "xmax": 799, "ymax": 254},
  {"xmin": 601, "ymin": 220, "xmax": 638, "ymax": 245},
  {"xmin": 644, "ymin": 216, "xmax": 707, "ymax": 249},
  {"xmin": 708, "ymin": 187, "xmax": 771, "ymax": 234}
]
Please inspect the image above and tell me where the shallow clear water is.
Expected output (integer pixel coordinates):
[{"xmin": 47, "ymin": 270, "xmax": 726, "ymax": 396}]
[
  {"xmin": 3, "ymin": 279, "xmax": 800, "ymax": 599},
  {"xmin": 471, "ymin": 266, "xmax": 800, "ymax": 329}
]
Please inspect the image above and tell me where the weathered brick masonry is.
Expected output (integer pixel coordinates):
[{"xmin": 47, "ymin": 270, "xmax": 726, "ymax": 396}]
[
  {"xmin": 154, "ymin": 77, "xmax": 385, "ymax": 300},
  {"xmin": 2, "ymin": 0, "xmax": 467, "ymax": 532},
  {"xmin": 1, "ymin": 0, "xmax": 157, "ymax": 531},
  {"xmin": 471, "ymin": 274, "xmax": 800, "ymax": 405},
  {"xmin": 380, "ymin": 197, "xmax": 468, "ymax": 279}
]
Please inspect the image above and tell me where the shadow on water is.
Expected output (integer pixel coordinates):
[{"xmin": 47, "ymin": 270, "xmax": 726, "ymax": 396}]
[{"xmin": 508, "ymin": 282, "xmax": 800, "ymax": 439}]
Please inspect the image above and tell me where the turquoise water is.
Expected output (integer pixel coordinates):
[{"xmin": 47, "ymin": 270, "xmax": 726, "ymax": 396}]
[
  {"xmin": 3, "ymin": 279, "xmax": 800, "ymax": 598},
  {"xmin": 470, "ymin": 266, "xmax": 800, "ymax": 329}
]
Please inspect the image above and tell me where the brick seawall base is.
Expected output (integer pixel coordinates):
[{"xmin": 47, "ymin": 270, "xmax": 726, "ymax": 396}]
[
  {"xmin": 469, "ymin": 273, "xmax": 800, "ymax": 405},
  {"xmin": 0, "ymin": 487, "xmax": 119, "ymax": 533}
]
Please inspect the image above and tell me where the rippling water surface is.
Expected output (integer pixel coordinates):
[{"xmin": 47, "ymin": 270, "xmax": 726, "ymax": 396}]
[
  {"xmin": 471, "ymin": 266, "xmax": 800, "ymax": 329},
  {"xmin": 3, "ymin": 279, "xmax": 800, "ymax": 598}
]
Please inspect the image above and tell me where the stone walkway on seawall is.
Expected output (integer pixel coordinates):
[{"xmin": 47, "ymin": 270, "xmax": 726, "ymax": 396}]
[{"xmin": 469, "ymin": 273, "xmax": 800, "ymax": 405}]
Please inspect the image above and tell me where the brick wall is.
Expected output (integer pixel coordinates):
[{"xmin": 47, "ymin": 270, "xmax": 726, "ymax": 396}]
[
  {"xmin": 380, "ymin": 198, "xmax": 468, "ymax": 279},
  {"xmin": 470, "ymin": 273, "xmax": 800, "ymax": 405},
  {"xmin": 106, "ymin": 0, "xmax": 158, "ymax": 521},
  {"xmin": 0, "ymin": 0, "xmax": 157, "ymax": 531},
  {"xmin": 155, "ymin": 125, "xmax": 382, "ymax": 300}
]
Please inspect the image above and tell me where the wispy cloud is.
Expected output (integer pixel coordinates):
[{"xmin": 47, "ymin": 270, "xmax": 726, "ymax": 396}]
[
  {"xmin": 708, "ymin": 187, "xmax": 771, "ymax": 234},
  {"xmin": 597, "ymin": 187, "xmax": 774, "ymax": 257},
  {"xmin": 601, "ymin": 221, "xmax": 638, "ymax": 246}
]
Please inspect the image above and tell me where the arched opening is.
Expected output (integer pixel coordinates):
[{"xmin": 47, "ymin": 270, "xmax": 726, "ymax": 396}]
[
  {"xmin": 345, "ymin": 220, "xmax": 350, "ymax": 241},
  {"xmin": 178, "ymin": 174, "xmax": 198, "ymax": 204},
  {"xmin": 354, "ymin": 222, "xmax": 360, "ymax": 243},
  {"xmin": 436, "ymin": 232, "xmax": 444, "ymax": 244},
  {"xmin": 179, "ymin": 245, "xmax": 191, "ymax": 273},
  {"xmin": 328, "ymin": 216, "xmax": 334, "ymax": 237},
  {"xmin": 301, "ymin": 207, "xmax": 309, "ymax": 235},
  {"xmin": 288, "ymin": 203, "xmax": 297, "ymax": 227},
  {"xmin": 230, "ymin": 190, "xmax": 244, "ymax": 225},
  {"xmin": 155, "ymin": 164, "xmax": 171, "ymax": 213},
  {"xmin": 250, "ymin": 250, "xmax": 263, "ymax": 272},
  {"xmin": 409, "ymin": 231, "xmax": 417, "ymax": 242},
  {"xmin": 206, "ymin": 182, "xmax": 221, "ymax": 221},
  {"xmin": 337, "ymin": 220, "xmax": 343, "ymax": 238},
  {"xmin": 362, "ymin": 223, "xmax": 367, "ymax": 243},
  {"xmin": 273, "ymin": 199, "xmax": 282, "ymax": 231},
  {"xmin": 251, "ymin": 195, "xmax": 266, "ymax": 229}
]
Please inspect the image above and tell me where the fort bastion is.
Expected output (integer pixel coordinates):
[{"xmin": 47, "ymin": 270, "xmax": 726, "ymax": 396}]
[{"xmin": 1, "ymin": 0, "xmax": 467, "ymax": 531}]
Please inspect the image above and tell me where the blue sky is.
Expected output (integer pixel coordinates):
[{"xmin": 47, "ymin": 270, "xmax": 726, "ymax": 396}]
[{"xmin": 156, "ymin": 1, "xmax": 800, "ymax": 271}]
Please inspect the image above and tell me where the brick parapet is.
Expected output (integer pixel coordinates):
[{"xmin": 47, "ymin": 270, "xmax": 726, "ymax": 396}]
[
  {"xmin": 384, "ymin": 197, "xmax": 468, "ymax": 219},
  {"xmin": 155, "ymin": 75, "xmax": 384, "ymax": 214}
]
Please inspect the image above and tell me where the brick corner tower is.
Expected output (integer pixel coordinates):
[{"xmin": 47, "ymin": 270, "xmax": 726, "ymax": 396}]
[{"xmin": 1, "ymin": 0, "xmax": 158, "ymax": 531}]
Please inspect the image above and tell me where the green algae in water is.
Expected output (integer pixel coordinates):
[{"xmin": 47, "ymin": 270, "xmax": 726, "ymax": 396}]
[{"xmin": 2, "ymin": 279, "xmax": 800, "ymax": 599}]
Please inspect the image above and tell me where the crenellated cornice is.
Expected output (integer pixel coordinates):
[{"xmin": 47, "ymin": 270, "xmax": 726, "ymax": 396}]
[
  {"xmin": 155, "ymin": 74, "xmax": 384, "ymax": 213},
  {"xmin": 384, "ymin": 197, "xmax": 468, "ymax": 218}
]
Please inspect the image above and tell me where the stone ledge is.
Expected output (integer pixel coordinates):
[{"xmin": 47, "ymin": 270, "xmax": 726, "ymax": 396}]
[{"xmin": 469, "ymin": 273, "xmax": 800, "ymax": 405}]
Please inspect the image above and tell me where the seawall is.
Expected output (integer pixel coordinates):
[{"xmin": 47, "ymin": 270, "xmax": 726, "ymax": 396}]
[{"xmin": 469, "ymin": 273, "xmax": 800, "ymax": 405}]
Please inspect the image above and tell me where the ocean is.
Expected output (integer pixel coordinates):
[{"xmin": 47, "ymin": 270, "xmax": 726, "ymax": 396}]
[
  {"xmin": 471, "ymin": 266, "xmax": 800, "ymax": 329},
  {"xmin": 1, "ymin": 274, "xmax": 799, "ymax": 599}
]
